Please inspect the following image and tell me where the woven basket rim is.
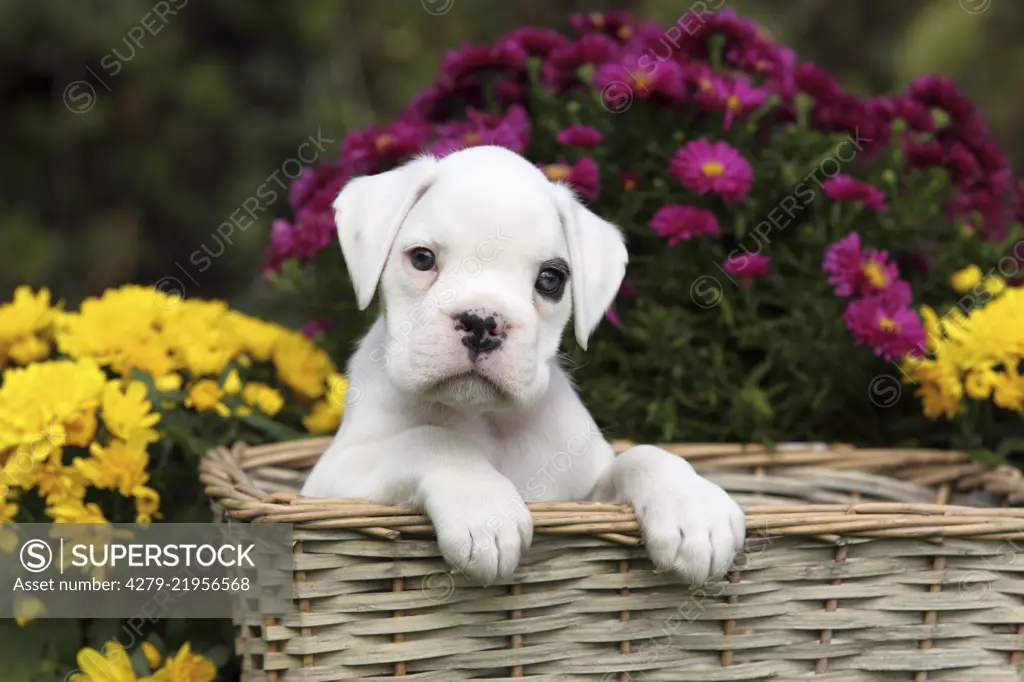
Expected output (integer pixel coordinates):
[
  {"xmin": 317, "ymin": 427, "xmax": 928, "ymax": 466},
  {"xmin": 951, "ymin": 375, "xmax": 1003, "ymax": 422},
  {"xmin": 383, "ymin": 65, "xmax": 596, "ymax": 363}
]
[{"xmin": 200, "ymin": 437, "xmax": 1024, "ymax": 543}]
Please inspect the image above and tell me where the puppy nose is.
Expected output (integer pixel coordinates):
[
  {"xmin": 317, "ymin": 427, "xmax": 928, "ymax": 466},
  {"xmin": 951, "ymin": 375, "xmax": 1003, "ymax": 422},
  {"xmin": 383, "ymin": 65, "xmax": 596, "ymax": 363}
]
[{"xmin": 455, "ymin": 310, "xmax": 505, "ymax": 359}]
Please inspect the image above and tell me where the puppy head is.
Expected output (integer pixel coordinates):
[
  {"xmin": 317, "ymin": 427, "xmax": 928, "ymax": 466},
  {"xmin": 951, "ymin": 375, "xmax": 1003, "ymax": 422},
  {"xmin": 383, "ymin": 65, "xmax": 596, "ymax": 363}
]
[{"xmin": 334, "ymin": 145, "xmax": 627, "ymax": 411}]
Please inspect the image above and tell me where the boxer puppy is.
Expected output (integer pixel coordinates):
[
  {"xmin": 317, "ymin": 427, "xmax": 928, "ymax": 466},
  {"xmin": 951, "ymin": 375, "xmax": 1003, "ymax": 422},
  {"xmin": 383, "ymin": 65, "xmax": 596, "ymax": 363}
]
[{"xmin": 301, "ymin": 145, "xmax": 745, "ymax": 586}]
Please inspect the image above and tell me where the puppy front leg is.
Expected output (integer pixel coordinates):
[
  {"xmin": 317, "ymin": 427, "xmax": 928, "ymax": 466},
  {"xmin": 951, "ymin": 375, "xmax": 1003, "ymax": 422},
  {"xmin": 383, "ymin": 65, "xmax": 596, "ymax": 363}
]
[
  {"xmin": 305, "ymin": 427, "xmax": 533, "ymax": 586},
  {"xmin": 589, "ymin": 445, "xmax": 746, "ymax": 585}
]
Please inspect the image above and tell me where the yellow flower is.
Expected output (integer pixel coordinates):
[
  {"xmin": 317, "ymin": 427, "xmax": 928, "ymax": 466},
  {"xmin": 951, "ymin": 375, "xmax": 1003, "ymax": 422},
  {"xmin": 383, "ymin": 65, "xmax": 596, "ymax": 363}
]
[
  {"xmin": 241, "ymin": 383, "xmax": 284, "ymax": 416},
  {"xmin": 47, "ymin": 499, "xmax": 109, "ymax": 524},
  {"xmin": 273, "ymin": 331, "xmax": 335, "ymax": 400},
  {"xmin": 56, "ymin": 285, "xmax": 175, "ymax": 378},
  {"xmin": 142, "ymin": 642, "xmax": 163, "ymax": 670},
  {"xmin": 14, "ymin": 596, "xmax": 47, "ymax": 626},
  {"xmin": 0, "ymin": 286, "xmax": 56, "ymax": 367},
  {"xmin": 66, "ymin": 410, "xmax": 99, "ymax": 447},
  {"xmin": 0, "ymin": 498, "xmax": 18, "ymax": 553},
  {"xmin": 949, "ymin": 265, "xmax": 983, "ymax": 293},
  {"xmin": 149, "ymin": 642, "xmax": 216, "ymax": 682},
  {"xmin": 906, "ymin": 282, "xmax": 1024, "ymax": 419},
  {"xmin": 78, "ymin": 435, "xmax": 152, "ymax": 498},
  {"xmin": 185, "ymin": 380, "xmax": 230, "ymax": 417},
  {"xmin": 982, "ymin": 274, "xmax": 1006, "ymax": 297},
  {"xmin": 303, "ymin": 399, "xmax": 343, "ymax": 434},
  {"xmin": 68, "ymin": 641, "xmax": 139, "ymax": 682},
  {"xmin": 992, "ymin": 370, "xmax": 1024, "ymax": 412},
  {"xmin": 964, "ymin": 369, "xmax": 998, "ymax": 400},
  {"xmin": 227, "ymin": 311, "xmax": 284, "ymax": 362},
  {"xmin": 222, "ymin": 368, "xmax": 242, "ymax": 395},
  {"xmin": 101, "ymin": 380, "xmax": 161, "ymax": 444},
  {"xmin": 0, "ymin": 359, "xmax": 106, "ymax": 455},
  {"xmin": 154, "ymin": 373, "xmax": 183, "ymax": 392},
  {"xmin": 33, "ymin": 461, "xmax": 87, "ymax": 506},
  {"xmin": 135, "ymin": 485, "xmax": 161, "ymax": 525}
]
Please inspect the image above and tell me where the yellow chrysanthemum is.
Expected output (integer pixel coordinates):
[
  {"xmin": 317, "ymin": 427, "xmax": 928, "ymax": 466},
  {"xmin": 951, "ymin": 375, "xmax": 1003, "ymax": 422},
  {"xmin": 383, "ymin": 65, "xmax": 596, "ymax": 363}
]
[
  {"xmin": 47, "ymin": 499, "xmax": 109, "ymax": 524},
  {"xmin": 0, "ymin": 359, "xmax": 106, "ymax": 456},
  {"xmin": 185, "ymin": 380, "xmax": 230, "ymax": 417},
  {"xmin": 56, "ymin": 285, "xmax": 175, "ymax": 378},
  {"xmin": 0, "ymin": 498, "xmax": 18, "ymax": 553},
  {"xmin": 78, "ymin": 435, "xmax": 152, "ymax": 498},
  {"xmin": 33, "ymin": 461, "xmax": 88, "ymax": 506},
  {"xmin": 949, "ymin": 265, "xmax": 983, "ymax": 293},
  {"xmin": 273, "ymin": 331, "xmax": 335, "ymax": 400},
  {"xmin": 0, "ymin": 286, "xmax": 57, "ymax": 367},
  {"xmin": 303, "ymin": 399, "xmax": 343, "ymax": 434},
  {"xmin": 101, "ymin": 380, "xmax": 161, "ymax": 444},
  {"xmin": 903, "ymin": 278, "xmax": 1023, "ymax": 419},
  {"xmin": 227, "ymin": 311, "xmax": 284, "ymax": 362},
  {"xmin": 148, "ymin": 642, "xmax": 216, "ymax": 682},
  {"xmin": 223, "ymin": 368, "xmax": 242, "ymax": 395},
  {"xmin": 241, "ymin": 383, "xmax": 284, "ymax": 416},
  {"xmin": 135, "ymin": 485, "xmax": 161, "ymax": 525},
  {"xmin": 142, "ymin": 642, "xmax": 163, "ymax": 670},
  {"xmin": 69, "ymin": 641, "xmax": 139, "ymax": 682}
]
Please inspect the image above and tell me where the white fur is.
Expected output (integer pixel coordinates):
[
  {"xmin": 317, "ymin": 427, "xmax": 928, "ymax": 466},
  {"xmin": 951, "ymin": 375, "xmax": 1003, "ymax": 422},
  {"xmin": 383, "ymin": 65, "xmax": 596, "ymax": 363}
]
[{"xmin": 301, "ymin": 145, "xmax": 746, "ymax": 586}]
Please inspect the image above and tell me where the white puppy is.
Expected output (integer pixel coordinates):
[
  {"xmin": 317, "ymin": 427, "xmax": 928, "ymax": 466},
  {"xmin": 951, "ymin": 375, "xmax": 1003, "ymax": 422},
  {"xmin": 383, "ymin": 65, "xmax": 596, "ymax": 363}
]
[{"xmin": 301, "ymin": 145, "xmax": 745, "ymax": 586}]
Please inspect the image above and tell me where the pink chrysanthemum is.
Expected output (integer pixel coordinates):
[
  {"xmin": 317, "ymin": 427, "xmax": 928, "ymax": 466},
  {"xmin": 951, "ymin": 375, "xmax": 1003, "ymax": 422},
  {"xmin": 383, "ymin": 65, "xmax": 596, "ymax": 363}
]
[
  {"xmin": 669, "ymin": 139, "xmax": 754, "ymax": 204},
  {"xmin": 649, "ymin": 205, "xmax": 721, "ymax": 245},
  {"xmin": 540, "ymin": 157, "xmax": 601, "ymax": 200},
  {"xmin": 692, "ymin": 70, "xmax": 767, "ymax": 130},
  {"xmin": 301, "ymin": 318, "xmax": 333, "ymax": 339},
  {"xmin": 822, "ymin": 175, "xmax": 888, "ymax": 212},
  {"xmin": 620, "ymin": 171, "xmax": 640, "ymax": 192},
  {"xmin": 556, "ymin": 124, "xmax": 603, "ymax": 149},
  {"xmin": 822, "ymin": 233, "xmax": 900, "ymax": 298},
  {"xmin": 842, "ymin": 296, "xmax": 926, "ymax": 361},
  {"xmin": 723, "ymin": 253, "xmax": 771, "ymax": 282}
]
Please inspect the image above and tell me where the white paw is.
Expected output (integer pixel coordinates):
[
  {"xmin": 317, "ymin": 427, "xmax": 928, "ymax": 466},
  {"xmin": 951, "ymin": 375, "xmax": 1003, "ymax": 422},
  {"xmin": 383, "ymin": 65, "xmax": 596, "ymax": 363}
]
[
  {"xmin": 421, "ymin": 473, "xmax": 533, "ymax": 586},
  {"xmin": 633, "ymin": 471, "xmax": 746, "ymax": 585}
]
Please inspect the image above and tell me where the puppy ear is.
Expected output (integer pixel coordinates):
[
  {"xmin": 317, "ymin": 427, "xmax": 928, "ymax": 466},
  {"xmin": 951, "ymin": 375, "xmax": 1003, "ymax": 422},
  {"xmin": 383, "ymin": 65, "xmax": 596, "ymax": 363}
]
[
  {"xmin": 334, "ymin": 154, "xmax": 439, "ymax": 309},
  {"xmin": 552, "ymin": 184, "xmax": 628, "ymax": 351}
]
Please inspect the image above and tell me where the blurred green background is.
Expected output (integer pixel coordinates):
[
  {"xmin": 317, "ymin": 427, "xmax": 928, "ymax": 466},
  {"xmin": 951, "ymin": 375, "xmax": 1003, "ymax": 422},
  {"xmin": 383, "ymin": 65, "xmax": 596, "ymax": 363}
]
[{"xmin": 2, "ymin": 0, "xmax": 1022, "ymax": 322}]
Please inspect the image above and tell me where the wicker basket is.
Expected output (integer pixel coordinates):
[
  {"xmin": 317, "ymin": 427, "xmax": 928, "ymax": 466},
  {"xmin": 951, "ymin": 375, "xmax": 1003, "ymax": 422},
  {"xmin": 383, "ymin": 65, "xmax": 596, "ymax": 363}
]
[{"xmin": 201, "ymin": 437, "xmax": 1024, "ymax": 681}]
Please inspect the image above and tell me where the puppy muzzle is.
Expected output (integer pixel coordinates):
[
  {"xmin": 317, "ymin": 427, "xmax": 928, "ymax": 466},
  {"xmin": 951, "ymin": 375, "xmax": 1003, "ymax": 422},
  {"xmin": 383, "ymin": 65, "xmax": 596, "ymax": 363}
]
[{"xmin": 455, "ymin": 310, "xmax": 506, "ymax": 361}]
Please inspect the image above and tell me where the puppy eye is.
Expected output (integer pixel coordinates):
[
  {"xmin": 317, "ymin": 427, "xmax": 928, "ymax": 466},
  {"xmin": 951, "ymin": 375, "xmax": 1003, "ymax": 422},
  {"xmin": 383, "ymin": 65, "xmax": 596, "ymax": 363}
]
[
  {"xmin": 408, "ymin": 247, "xmax": 436, "ymax": 271},
  {"xmin": 535, "ymin": 267, "xmax": 567, "ymax": 298}
]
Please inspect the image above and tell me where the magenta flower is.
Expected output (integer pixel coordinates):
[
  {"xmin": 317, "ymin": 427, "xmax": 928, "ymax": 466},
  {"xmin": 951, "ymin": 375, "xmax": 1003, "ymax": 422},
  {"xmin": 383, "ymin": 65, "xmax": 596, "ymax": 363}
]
[
  {"xmin": 540, "ymin": 157, "xmax": 601, "ymax": 200},
  {"xmin": 438, "ymin": 41, "xmax": 527, "ymax": 87},
  {"xmin": 594, "ymin": 55, "xmax": 686, "ymax": 103},
  {"xmin": 944, "ymin": 142, "xmax": 982, "ymax": 189},
  {"xmin": 541, "ymin": 33, "xmax": 619, "ymax": 93},
  {"xmin": 794, "ymin": 62, "xmax": 841, "ymax": 100},
  {"xmin": 649, "ymin": 205, "xmax": 721, "ymax": 245},
  {"xmin": 822, "ymin": 233, "xmax": 900, "ymax": 298},
  {"xmin": 605, "ymin": 308, "xmax": 621, "ymax": 325},
  {"xmin": 342, "ymin": 121, "xmax": 430, "ymax": 168},
  {"xmin": 842, "ymin": 296, "xmax": 926, "ymax": 362},
  {"xmin": 301, "ymin": 318, "xmax": 333, "ymax": 339},
  {"xmin": 499, "ymin": 27, "xmax": 570, "ymax": 57},
  {"xmin": 723, "ymin": 253, "xmax": 771, "ymax": 284},
  {"xmin": 692, "ymin": 71, "xmax": 767, "ymax": 130},
  {"xmin": 903, "ymin": 136, "xmax": 944, "ymax": 170},
  {"xmin": 669, "ymin": 139, "xmax": 754, "ymax": 204},
  {"xmin": 431, "ymin": 105, "xmax": 531, "ymax": 156},
  {"xmin": 822, "ymin": 175, "xmax": 888, "ymax": 212},
  {"xmin": 721, "ymin": 80, "xmax": 768, "ymax": 130},
  {"xmin": 556, "ymin": 124, "xmax": 603, "ymax": 149}
]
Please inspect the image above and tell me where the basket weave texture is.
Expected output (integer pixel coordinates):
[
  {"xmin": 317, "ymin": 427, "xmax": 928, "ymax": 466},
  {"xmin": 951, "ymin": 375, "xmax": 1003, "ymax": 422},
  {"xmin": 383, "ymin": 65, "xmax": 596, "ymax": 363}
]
[{"xmin": 201, "ymin": 437, "xmax": 1024, "ymax": 681}]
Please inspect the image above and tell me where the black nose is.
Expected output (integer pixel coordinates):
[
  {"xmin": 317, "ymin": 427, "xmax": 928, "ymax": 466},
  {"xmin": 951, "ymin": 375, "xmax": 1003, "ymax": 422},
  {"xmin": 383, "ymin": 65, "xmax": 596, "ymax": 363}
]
[{"xmin": 455, "ymin": 311, "xmax": 504, "ymax": 360}]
